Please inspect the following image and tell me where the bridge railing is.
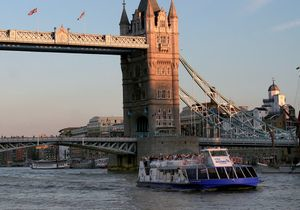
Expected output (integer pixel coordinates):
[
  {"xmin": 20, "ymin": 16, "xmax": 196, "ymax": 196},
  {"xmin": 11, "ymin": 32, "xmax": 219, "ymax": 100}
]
[
  {"xmin": 0, "ymin": 137, "xmax": 138, "ymax": 155},
  {"xmin": 0, "ymin": 136, "xmax": 137, "ymax": 143},
  {"xmin": 198, "ymin": 137, "xmax": 298, "ymax": 147}
]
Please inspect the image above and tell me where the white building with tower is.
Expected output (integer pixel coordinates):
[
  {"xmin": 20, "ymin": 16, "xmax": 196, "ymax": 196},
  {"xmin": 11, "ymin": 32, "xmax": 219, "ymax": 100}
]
[{"xmin": 262, "ymin": 80, "xmax": 286, "ymax": 114}]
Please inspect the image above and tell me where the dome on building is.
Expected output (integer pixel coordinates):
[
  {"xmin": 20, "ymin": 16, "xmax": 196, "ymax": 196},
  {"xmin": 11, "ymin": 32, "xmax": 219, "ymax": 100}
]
[{"xmin": 268, "ymin": 81, "xmax": 280, "ymax": 92}]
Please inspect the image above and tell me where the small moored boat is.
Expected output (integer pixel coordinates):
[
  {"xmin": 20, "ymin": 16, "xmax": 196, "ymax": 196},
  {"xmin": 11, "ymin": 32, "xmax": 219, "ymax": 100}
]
[
  {"xmin": 31, "ymin": 160, "xmax": 70, "ymax": 169},
  {"xmin": 137, "ymin": 148, "xmax": 260, "ymax": 190}
]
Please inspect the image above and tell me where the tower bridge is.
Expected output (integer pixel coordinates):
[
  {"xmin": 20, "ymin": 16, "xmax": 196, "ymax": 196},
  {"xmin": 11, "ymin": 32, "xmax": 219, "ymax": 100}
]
[
  {"xmin": 0, "ymin": 0, "xmax": 298, "ymax": 162},
  {"xmin": 0, "ymin": 0, "xmax": 181, "ymax": 138}
]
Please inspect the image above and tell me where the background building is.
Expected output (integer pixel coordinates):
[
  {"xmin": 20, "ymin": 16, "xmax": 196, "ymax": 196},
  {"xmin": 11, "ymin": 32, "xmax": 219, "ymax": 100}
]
[
  {"xmin": 59, "ymin": 127, "xmax": 87, "ymax": 137},
  {"xmin": 87, "ymin": 116, "xmax": 123, "ymax": 137},
  {"xmin": 261, "ymin": 80, "xmax": 297, "ymax": 130},
  {"xmin": 59, "ymin": 116, "xmax": 124, "ymax": 137},
  {"xmin": 262, "ymin": 80, "xmax": 286, "ymax": 114}
]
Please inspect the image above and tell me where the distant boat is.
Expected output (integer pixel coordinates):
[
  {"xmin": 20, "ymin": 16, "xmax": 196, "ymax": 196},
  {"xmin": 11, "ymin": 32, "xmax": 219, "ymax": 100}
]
[
  {"xmin": 94, "ymin": 158, "xmax": 109, "ymax": 169},
  {"xmin": 31, "ymin": 160, "xmax": 70, "ymax": 169},
  {"xmin": 257, "ymin": 162, "xmax": 300, "ymax": 174},
  {"xmin": 31, "ymin": 144, "xmax": 70, "ymax": 169},
  {"xmin": 70, "ymin": 158, "xmax": 108, "ymax": 169}
]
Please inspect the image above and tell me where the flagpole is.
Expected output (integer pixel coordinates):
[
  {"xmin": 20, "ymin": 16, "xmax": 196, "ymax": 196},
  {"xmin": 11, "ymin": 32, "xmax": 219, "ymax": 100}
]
[
  {"xmin": 295, "ymin": 66, "xmax": 300, "ymax": 114},
  {"xmin": 28, "ymin": 8, "xmax": 39, "ymax": 32},
  {"xmin": 84, "ymin": 16, "xmax": 87, "ymax": 34},
  {"xmin": 36, "ymin": 11, "xmax": 39, "ymax": 32},
  {"xmin": 77, "ymin": 11, "xmax": 86, "ymax": 34},
  {"xmin": 82, "ymin": 11, "xmax": 87, "ymax": 34}
]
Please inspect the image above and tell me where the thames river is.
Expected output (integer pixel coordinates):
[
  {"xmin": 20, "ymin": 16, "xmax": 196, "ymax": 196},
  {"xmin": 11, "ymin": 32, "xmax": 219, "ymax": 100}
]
[{"xmin": 0, "ymin": 167, "xmax": 299, "ymax": 210}]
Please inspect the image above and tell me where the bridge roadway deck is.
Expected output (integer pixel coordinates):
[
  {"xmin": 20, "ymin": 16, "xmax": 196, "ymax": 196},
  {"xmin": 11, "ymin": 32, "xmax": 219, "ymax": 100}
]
[
  {"xmin": 197, "ymin": 137, "xmax": 298, "ymax": 147},
  {"xmin": 0, "ymin": 28, "xmax": 148, "ymax": 55},
  {"xmin": 0, "ymin": 136, "xmax": 297, "ymax": 155}
]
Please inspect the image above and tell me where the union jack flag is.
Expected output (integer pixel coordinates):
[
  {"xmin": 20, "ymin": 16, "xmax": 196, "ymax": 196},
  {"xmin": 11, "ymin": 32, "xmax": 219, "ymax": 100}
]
[
  {"xmin": 77, "ymin": 11, "xmax": 85, "ymax": 21},
  {"xmin": 28, "ymin": 8, "xmax": 38, "ymax": 16}
]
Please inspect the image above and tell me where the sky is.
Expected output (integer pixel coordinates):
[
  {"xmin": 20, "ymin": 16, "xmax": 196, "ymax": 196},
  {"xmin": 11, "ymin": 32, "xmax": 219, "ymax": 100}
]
[{"xmin": 0, "ymin": 0, "xmax": 299, "ymax": 137}]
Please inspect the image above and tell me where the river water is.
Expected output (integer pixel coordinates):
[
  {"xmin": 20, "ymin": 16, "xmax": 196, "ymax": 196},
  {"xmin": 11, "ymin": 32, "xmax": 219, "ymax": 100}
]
[{"xmin": 0, "ymin": 167, "xmax": 299, "ymax": 210}]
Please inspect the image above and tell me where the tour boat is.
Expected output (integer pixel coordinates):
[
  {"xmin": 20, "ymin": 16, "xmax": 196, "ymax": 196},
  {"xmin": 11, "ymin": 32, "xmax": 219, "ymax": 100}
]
[
  {"xmin": 31, "ymin": 160, "xmax": 70, "ymax": 169},
  {"xmin": 137, "ymin": 148, "xmax": 260, "ymax": 190}
]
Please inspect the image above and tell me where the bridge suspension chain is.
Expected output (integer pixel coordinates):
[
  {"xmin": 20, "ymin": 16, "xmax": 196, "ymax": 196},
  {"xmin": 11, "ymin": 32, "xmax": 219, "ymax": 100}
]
[
  {"xmin": 180, "ymin": 87, "xmax": 240, "ymax": 138},
  {"xmin": 180, "ymin": 87, "xmax": 267, "ymax": 139},
  {"xmin": 179, "ymin": 55, "xmax": 296, "ymax": 141}
]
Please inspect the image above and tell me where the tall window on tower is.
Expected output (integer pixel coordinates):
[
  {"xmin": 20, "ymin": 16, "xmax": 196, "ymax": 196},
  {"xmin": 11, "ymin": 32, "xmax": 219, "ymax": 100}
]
[
  {"xmin": 157, "ymin": 35, "xmax": 169, "ymax": 52},
  {"xmin": 157, "ymin": 89, "xmax": 172, "ymax": 99}
]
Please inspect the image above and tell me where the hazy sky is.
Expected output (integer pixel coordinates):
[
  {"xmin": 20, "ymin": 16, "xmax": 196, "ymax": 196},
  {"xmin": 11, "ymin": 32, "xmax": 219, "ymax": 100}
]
[{"xmin": 0, "ymin": 0, "xmax": 299, "ymax": 136}]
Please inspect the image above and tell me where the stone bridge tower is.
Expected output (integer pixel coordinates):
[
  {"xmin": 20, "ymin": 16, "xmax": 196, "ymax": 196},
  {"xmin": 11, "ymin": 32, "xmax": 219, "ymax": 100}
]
[{"xmin": 120, "ymin": 0, "xmax": 180, "ymax": 137}]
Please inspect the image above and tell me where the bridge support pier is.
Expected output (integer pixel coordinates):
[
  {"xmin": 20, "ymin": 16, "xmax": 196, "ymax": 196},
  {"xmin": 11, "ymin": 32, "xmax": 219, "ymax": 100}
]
[{"xmin": 108, "ymin": 154, "xmax": 137, "ymax": 171}]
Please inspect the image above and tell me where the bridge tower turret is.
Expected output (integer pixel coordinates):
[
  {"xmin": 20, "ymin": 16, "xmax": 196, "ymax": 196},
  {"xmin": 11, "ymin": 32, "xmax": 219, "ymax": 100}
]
[
  {"xmin": 119, "ymin": 0, "xmax": 130, "ymax": 35},
  {"xmin": 120, "ymin": 0, "xmax": 180, "ymax": 137}
]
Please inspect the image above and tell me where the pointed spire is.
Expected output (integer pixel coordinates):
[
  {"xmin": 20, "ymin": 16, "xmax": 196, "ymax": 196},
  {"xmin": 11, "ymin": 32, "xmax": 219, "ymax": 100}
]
[
  {"xmin": 146, "ymin": 0, "xmax": 154, "ymax": 17},
  {"xmin": 168, "ymin": 0, "xmax": 177, "ymax": 18},
  {"xmin": 119, "ymin": 0, "xmax": 129, "ymax": 25},
  {"xmin": 138, "ymin": 0, "xmax": 160, "ymax": 13}
]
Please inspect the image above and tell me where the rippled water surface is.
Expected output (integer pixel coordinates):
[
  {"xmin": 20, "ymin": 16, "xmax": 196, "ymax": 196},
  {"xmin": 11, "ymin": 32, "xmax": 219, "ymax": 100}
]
[{"xmin": 0, "ymin": 167, "xmax": 299, "ymax": 210}]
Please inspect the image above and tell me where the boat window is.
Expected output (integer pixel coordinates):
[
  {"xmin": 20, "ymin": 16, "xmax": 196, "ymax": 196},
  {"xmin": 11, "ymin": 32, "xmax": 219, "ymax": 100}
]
[
  {"xmin": 247, "ymin": 167, "xmax": 257, "ymax": 177},
  {"xmin": 210, "ymin": 151, "xmax": 227, "ymax": 156},
  {"xmin": 235, "ymin": 166, "xmax": 245, "ymax": 178},
  {"xmin": 207, "ymin": 168, "xmax": 219, "ymax": 179},
  {"xmin": 216, "ymin": 167, "xmax": 228, "ymax": 179},
  {"xmin": 186, "ymin": 168, "xmax": 197, "ymax": 180},
  {"xmin": 198, "ymin": 168, "xmax": 208, "ymax": 180},
  {"xmin": 241, "ymin": 167, "xmax": 252, "ymax": 178},
  {"xmin": 225, "ymin": 167, "xmax": 236, "ymax": 179}
]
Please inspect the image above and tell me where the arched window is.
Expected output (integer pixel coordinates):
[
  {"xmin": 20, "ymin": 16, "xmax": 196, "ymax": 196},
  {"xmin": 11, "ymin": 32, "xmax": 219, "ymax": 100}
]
[
  {"xmin": 136, "ymin": 116, "xmax": 148, "ymax": 132},
  {"xmin": 162, "ymin": 90, "xmax": 166, "ymax": 99}
]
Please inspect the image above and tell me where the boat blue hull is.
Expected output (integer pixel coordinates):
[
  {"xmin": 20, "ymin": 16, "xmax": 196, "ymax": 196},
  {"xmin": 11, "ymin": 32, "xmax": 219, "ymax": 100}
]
[
  {"xmin": 190, "ymin": 177, "xmax": 259, "ymax": 190},
  {"xmin": 137, "ymin": 177, "xmax": 259, "ymax": 191}
]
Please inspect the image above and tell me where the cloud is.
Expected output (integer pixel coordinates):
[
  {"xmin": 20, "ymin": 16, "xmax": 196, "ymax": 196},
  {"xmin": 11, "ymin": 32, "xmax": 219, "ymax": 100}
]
[
  {"xmin": 246, "ymin": 0, "xmax": 272, "ymax": 13},
  {"xmin": 272, "ymin": 19, "xmax": 300, "ymax": 32}
]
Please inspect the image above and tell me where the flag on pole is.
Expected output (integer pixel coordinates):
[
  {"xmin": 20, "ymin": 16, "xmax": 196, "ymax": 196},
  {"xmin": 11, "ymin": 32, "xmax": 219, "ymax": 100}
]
[
  {"xmin": 77, "ymin": 11, "xmax": 85, "ymax": 21},
  {"xmin": 28, "ymin": 8, "xmax": 38, "ymax": 16}
]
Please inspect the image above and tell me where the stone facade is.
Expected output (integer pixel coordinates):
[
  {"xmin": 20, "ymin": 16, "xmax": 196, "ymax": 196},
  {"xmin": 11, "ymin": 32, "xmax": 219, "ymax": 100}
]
[{"xmin": 120, "ymin": 0, "xmax": 180, "ymax": 137}]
